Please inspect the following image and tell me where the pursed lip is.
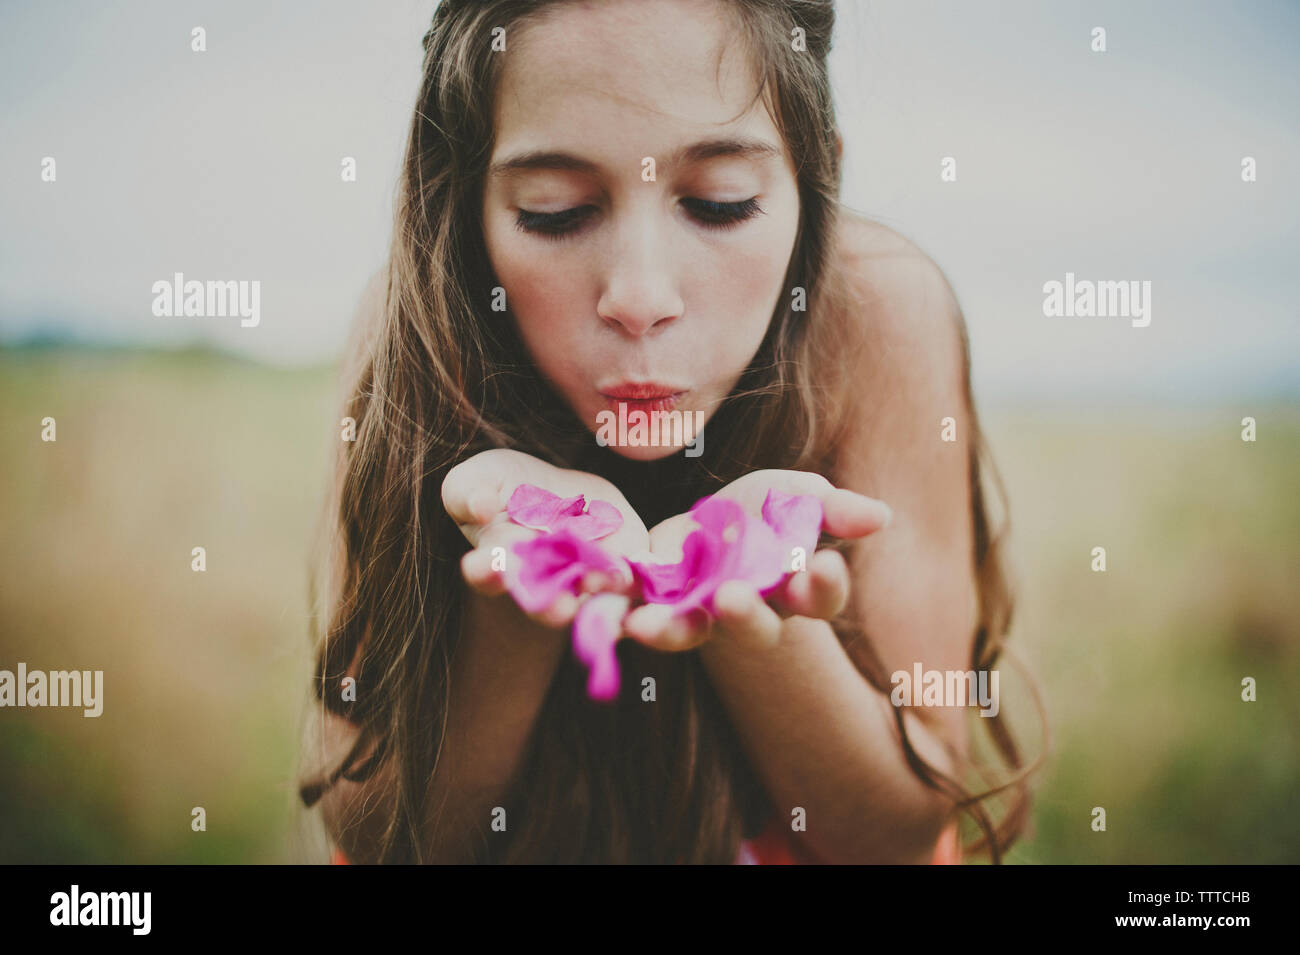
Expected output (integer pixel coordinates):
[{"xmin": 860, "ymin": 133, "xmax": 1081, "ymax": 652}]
[{"xmin": 599, "ymin": 381, "xmax": 686, "ymax": 400}]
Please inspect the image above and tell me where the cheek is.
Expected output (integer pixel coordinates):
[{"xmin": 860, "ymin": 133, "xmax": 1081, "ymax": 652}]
[
  {"xmin": 690, "ymin": 224, "xmax": 794, "ymax": 362},
  {"xmin": 487, "ymin": 222, "xmax": 588, "ymax": 359}
]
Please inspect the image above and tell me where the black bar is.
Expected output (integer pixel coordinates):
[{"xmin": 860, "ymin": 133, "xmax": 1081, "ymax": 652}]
[{"xmin": 1, "ymin": 864, "xmax": 1286, "ymax": 941}]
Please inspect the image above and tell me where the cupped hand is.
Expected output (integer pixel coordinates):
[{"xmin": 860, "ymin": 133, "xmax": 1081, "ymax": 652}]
[
  {"xmin": 622, "ymin": 469, "xmax": 892, "ymax": 653},
  {"xmin": 441, "ymin": 448, "xmax": 650, "ymax": 629}
]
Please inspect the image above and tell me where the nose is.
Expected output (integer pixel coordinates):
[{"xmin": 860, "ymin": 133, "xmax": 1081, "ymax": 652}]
[{"xmin": 596, "ymin": 216, "xmax": 684, "ymax": 338}]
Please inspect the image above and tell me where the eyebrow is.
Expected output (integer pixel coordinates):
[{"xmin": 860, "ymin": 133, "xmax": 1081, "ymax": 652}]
[{"xmin": 487, "ymin": 136, "xmax": 782, "ymax": 180}]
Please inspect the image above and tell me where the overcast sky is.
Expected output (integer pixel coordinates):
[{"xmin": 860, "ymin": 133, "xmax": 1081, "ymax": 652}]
[{"xmin": 1, "ymin": 0, "xmax": 1296, "ymax": 402}]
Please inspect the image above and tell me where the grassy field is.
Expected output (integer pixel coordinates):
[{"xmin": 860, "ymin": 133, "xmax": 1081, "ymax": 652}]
[
  {"xmin": 1, "ymin": 346, "xmax": 1297, "ymax": 863},
  {"xmin": 975, "ymin": 399, "xmax": 1300, "ymax": 863}
]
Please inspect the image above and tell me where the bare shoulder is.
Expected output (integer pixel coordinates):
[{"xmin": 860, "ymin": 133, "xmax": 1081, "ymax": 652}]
[
  {"xmin": 832, "ymin": 207, "xmax": 967, "ymax": 405},
  {"xmin": 830, "ymin": 209, "xmax": 966, "ymax": 360}
]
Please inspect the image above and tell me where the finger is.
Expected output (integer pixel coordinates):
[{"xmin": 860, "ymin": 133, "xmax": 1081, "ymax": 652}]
[
  {"xmin": 461, "ymin": 517, "xmax": 560, "ymax": 597},
  {"xmin": 769, "ymin": 549, "xmax": 850, "ymax": 620},
  {"xmin": 467, "ymin": 522, "xmax": 537, "ymax": 582},
  {"xmin": 532, "ymin": 590, "xmax": 580, "ymax": 630},
  {"xmin": 710, "ymin": 471, "xmax": 889, "ymax": 541},
  {"xmin": 819, "ymin": 487, "xmax": 892, "ymax": 540},
  {"xmin": 713, "ymin": 580, "xmax": 782, "ymax": 650},
  {"xmin": 644, "ymin": 511, "xmax": 698, "ymax": 563},
  {"xmin": 460, "ymin": 547, "xmax": 508, "ymax": 596},
  {"xmin": 624, "ymin": 603, "xmax": 709, "ymax": 651},
  {"xmin": 443, "ymin": 465, "xmax": 507, "ymax": 543},
  {"xmin": 467, "ymin": 485, "xmax": 504, "ymax": 524},
  {"xmin": 579, "ymin": 570, "xmax": 610, "ymax": 594},
  {"xmin": 574, "ymin": 567, "xmax": 635, "ymax": 597},
  {"xmin": 664, "ymin": 608, "xmax": 712, "ymax": 651},
  {"xmin": 623, "ymin": 602, "xmax": 675, "ymax": 646}
]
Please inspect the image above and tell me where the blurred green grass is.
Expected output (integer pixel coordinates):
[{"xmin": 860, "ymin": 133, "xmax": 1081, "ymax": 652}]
[
  {"xmin": 972, "ymin": 400, "xmax": 1300, "ymax": 863},
  {"xmin": 0, "ymin": 346, "xmax": 336, "ymax": 863},
  {"xmin": 1, "ymin": 346, "xmax": 1297, "ymax": 863}
]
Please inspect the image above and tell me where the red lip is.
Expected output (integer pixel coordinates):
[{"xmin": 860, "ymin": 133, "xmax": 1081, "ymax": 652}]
[
  {"xmin": 599, "ymin": 381, "xmax": 684, "ymax": 400},
  {"xmin": 599, "ymin": 382, "xmax": 685, "ymax": 416}
]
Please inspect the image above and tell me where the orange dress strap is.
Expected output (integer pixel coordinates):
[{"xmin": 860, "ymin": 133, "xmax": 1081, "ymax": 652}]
[{"xmin": 930, "ymin": 821, "xmax": 962, "ymax": 864}]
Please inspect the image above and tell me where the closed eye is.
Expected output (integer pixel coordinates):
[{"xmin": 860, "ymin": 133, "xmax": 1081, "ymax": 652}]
[
  {"xmin": 514, "ymin": 197, "xmax": 764, "ymax": 242},
  {"xmin": 681, "ymin": 197, "xmax": 763, "ymax": 229},
  {"xmin": 514, "ymin": 205, "xmax": 596, "ymax": 240}
]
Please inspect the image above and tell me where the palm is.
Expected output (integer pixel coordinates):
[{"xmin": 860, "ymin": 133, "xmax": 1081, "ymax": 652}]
[
  {"xmin": 447, "ymin": 452, "xmax": 888, "ymax": 649},
  {"xmin": 629, "ymin": 468, "xmax": 889, "ymax": 650}
]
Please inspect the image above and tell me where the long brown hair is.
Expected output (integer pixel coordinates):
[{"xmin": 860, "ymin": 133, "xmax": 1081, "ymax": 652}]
[{"xmin": 298, "ymin": 0, "xmax": 1040, "ymax": 864}]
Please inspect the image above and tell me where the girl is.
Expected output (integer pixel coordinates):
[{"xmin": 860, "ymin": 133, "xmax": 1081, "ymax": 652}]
[{"xmin": 299, "ymin": 0, "xmax": 1037, "ymax": 864}]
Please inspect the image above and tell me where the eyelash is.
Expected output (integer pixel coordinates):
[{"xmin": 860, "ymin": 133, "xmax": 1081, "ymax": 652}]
[{"xmin": 514, "ymin": 197, "xmax": 763, "ymax": 241}]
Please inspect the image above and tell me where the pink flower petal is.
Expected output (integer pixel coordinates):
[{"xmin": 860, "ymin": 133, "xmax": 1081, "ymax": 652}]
[
  {"xmin": 628, "ymin": 553, "xmax": 693, "ymax": 602},
  {"xmin": 506, "ymin": 483, "xmax": 623, "ymax": 541},
  {"xmin": 552, "ymin": 498, "xmax": 623, "ymax": 540},
  {"xmin": 508, "ymin": 486, "xmax": 826, "ymax": 703},
  {"xmin": 761, "ymin": 489, "xmax": 824, "ymax": 572},
  {"xmin": 629, "ymin": 523, "xmax": 725, "ymax": 611},
  {"xmin": 572, "ymin": 593, "xmax": 628, "ymax": 702},
  {"xmin": 507, "ymin": 484, "xmax": 585, "ymax": 531},
  {"xmin": 628, "ymin": 494, "xmax": 787, "ymax": 617},
  {"xmin": 505, "ymin": 530, "xmax": 629, "ymax": 615}
]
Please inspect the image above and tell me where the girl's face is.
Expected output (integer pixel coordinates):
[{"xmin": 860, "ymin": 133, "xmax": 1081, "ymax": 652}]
[{"xmin": 481, "ymin": 0, "xmax": 801, "ymax": 460}]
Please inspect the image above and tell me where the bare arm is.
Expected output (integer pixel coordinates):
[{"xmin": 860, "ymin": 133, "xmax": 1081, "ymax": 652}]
[
  {"xmin": 430, "ymin": 582, "xmax": 576, "ymax": 861},
  {"xmin": 698, "ymin": 617, "xmax": 959, "ymax": 863},
  {"xmin": 311, "ymin": 588, "xmax": 572, "ymax": 863},
  {"xmin": 695, "ymin": 240, "xmax": 977, "ymax": 864},
  {"xmin": 314, "ymin": 441, "xmax": 648, "ymax": 862},
  {"xmin": 310, "ymin": 276, "xmax": 580, "ymax": 862}
]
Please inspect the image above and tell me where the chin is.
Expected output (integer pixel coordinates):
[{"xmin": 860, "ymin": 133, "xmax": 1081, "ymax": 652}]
[{"xmin": 586, "ymin": 404, "xmax": 709, "ymax": 462}]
